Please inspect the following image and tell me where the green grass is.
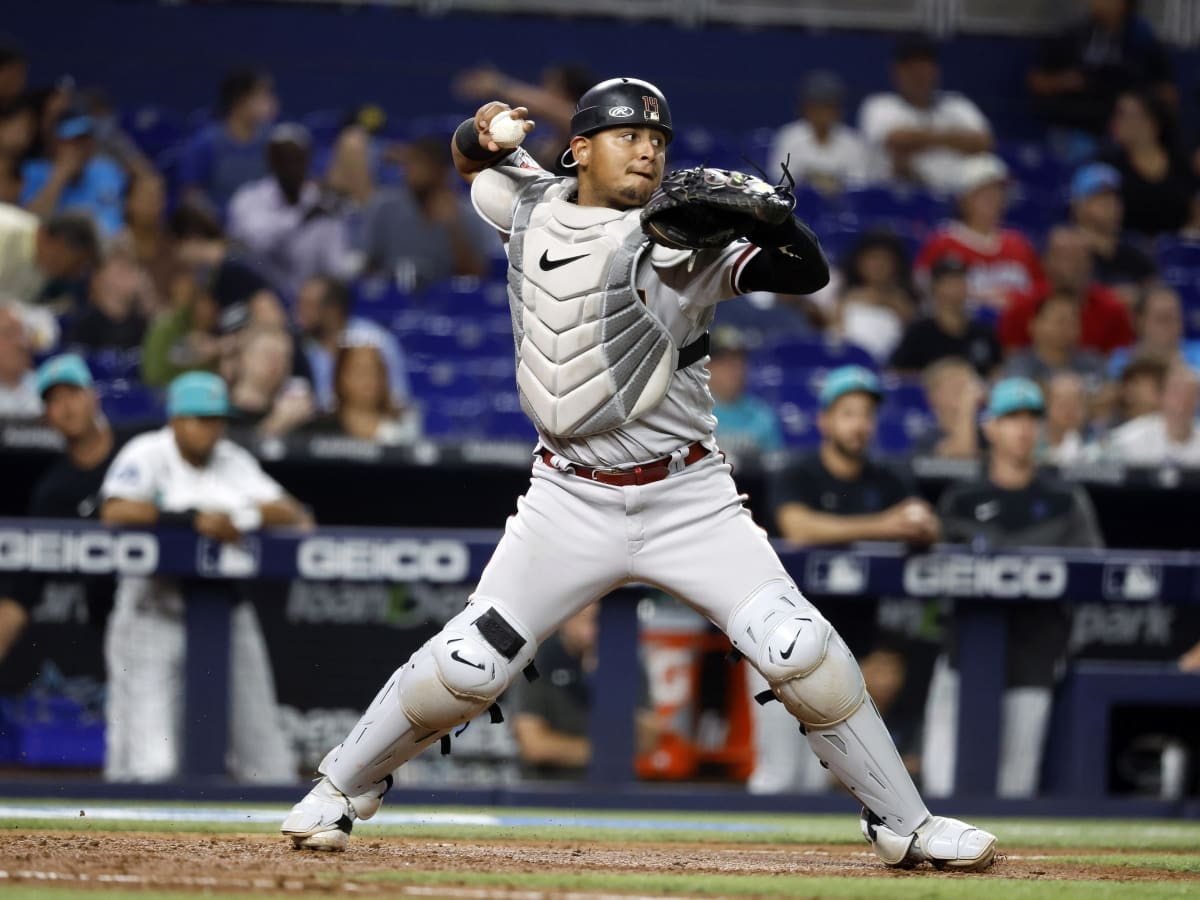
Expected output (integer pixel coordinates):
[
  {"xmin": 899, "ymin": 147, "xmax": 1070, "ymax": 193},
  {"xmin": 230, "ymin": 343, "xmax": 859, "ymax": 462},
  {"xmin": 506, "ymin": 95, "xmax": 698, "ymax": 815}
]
[{"xmin": 1050, "ymin": 853, "xmax": 1200, "ymax": 874}]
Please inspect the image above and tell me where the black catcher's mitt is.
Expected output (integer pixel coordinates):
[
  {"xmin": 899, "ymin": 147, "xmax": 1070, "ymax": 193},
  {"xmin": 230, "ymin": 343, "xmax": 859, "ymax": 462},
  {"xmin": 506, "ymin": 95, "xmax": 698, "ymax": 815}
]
[{"xmin": 641, "ymin": 167, "xmax": 795, "ymax": 251}]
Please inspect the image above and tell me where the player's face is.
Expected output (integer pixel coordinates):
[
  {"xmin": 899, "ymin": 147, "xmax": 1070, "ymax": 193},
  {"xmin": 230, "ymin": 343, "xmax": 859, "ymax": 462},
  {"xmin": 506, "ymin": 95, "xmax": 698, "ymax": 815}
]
[
  {"xmin": 171, "ymin": 416, "xmax": 227, "ymax": 466},
  {"xmin": 577, "ymin": 127, "xmax": 667, "ymax": 209},
  {"xmin": 985, "ymin": 411, "xmax": 1039, "ymax": 464},
  {"xmin": 820, "ymin": 392, "xmax": 877, "ymax": 461},
  {"xmin": 43, "ymin": 384, "xmax": 97, "ymax": 441}
]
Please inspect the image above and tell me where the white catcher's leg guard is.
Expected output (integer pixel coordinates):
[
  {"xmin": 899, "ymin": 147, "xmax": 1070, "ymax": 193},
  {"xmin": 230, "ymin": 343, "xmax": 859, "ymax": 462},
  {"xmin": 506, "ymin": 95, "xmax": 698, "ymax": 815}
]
[
  {"xmin": 282, "ymin": 602, "xmax": 537, "ymax": 850},
  {"xmin": 728, "ymin": 580, "xmax": 995, "ymax": 869}
]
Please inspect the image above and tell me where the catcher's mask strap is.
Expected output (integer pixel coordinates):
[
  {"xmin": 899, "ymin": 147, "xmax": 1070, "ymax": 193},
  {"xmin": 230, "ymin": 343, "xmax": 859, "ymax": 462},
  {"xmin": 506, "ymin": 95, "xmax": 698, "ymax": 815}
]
[{"xmin": 675, "ymin": 332, "xmax": 710, "ymax": 370}]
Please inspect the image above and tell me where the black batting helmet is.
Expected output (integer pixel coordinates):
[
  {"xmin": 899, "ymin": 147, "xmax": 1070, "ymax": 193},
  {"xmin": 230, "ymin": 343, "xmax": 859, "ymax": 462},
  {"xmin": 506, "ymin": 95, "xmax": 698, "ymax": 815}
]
[{"xmin": 569, "ymin": 77, "xmax": 673, "ymax": 144}]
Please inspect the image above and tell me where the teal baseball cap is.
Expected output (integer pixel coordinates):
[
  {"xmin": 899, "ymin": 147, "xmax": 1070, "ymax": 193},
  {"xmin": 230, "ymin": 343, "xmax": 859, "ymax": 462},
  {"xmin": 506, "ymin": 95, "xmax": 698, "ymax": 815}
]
[
  {"xmin": 36, "ymin": 353, "xmax": 93, "ymax": 396},
  {"xmin": 166, "ymin": 371, "xmax": 230, "ymax": 418},
  {"xmin": 820, "ymin": 365, "xmax": 883, "ymax": 409},
  {"xmin": 987, "ymin": 377, "xmax": 1045, "ymax": 418}
]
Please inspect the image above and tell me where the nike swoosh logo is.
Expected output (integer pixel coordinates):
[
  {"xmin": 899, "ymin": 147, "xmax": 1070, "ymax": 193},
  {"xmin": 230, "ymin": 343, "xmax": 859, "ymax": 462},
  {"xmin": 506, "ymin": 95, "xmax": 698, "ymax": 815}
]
[
  {"xmin": 450, "ymin": 649, "xmax": 486, "ymax": 671},
  {"xmin": 539, "ymin": 250, "xmax": 589, "ymax": 271},
  {"xmin": 779, "ymin": 631, "xmax": 801, "ymax": 661}
]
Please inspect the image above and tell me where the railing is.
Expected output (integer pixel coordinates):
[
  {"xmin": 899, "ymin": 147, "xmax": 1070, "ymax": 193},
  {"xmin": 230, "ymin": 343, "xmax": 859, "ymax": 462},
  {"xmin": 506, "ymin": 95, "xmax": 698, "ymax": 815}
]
[{"xmin": 3, "ymin": 518, "xmax": 1199, "ymax": 801}]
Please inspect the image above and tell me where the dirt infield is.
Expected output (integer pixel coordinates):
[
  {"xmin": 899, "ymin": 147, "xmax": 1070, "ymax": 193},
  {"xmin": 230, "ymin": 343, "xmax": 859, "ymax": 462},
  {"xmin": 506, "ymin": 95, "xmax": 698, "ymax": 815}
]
[{"xmin": 1, "ymin": 831, "xmax": 1195, "ymax": 896}]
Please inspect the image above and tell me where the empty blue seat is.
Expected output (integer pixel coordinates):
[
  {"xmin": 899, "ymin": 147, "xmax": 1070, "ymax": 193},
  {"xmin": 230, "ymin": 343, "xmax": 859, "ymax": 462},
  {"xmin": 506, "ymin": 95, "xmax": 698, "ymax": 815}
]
[
  {"xmin": 121, "ymin": 105, "xmax": 185, "ymax": 157},
  {"xmin": 759, "ymin": 337, "xmax": 876, "ymax": 371}
]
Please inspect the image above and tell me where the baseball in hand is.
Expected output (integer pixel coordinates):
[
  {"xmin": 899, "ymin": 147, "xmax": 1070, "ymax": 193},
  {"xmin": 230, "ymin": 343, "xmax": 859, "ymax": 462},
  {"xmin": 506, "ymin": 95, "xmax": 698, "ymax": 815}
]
[{"xmin": 489, "ymin": 110, "xmax": 530, "ymax": 149}]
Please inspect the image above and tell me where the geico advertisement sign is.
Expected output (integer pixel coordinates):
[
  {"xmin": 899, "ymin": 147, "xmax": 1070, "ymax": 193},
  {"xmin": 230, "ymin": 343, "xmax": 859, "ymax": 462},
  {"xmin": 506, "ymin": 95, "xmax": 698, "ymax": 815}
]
[
  {"xmin": 296, "ymin": 537, "xmax": 470, "ymax": 582},
  {"xmin": 0, "ymin": 529, "xmax": 158, "ymax": 575},
  {"xmin": 903, "ymin": 554, "xmax": 1067, "ymax": 599}
]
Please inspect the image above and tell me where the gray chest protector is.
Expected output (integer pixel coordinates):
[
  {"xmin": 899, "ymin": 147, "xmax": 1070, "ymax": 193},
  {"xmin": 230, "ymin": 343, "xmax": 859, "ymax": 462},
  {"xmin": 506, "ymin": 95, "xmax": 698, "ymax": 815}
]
[{"xmin": 506, "ymin": 177, "xmax": 706, "ymax": 438}]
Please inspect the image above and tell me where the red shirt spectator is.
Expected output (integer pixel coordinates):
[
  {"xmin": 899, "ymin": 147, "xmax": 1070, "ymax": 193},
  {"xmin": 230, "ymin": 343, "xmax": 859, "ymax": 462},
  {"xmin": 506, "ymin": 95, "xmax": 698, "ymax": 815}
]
[
  {"xmin": 999, "ymin": 282, "xmax": 1134, "ymax": 353},
  {"xmin": 998, "ymin": 224, "xmax": 1134, "ymax": 354},
  {"xmin": 914, "ymin": 155, "xmax": 1045, "ymax": 311}
]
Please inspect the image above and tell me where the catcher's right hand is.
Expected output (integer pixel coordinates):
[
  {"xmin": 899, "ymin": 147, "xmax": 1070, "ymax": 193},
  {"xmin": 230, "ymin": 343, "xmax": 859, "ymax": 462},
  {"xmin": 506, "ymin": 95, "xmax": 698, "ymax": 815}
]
[{"xmin": 641, "ymin": 167, "xmax": 795, "ymax": 252}]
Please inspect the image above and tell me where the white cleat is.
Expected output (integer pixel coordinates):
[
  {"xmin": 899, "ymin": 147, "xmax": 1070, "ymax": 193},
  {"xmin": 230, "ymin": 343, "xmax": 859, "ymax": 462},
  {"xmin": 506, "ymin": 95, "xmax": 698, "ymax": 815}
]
[
  {"xmin": 861, "ymin": 808, "xmax": 997, "ymax": 871},
  {"xmin": 281, "ymin": 777, "xmax": 357, "ymax": 851}
]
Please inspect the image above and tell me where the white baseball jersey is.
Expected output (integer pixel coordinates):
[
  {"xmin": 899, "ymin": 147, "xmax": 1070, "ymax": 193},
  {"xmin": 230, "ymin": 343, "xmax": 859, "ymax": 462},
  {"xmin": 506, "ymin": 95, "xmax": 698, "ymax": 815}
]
[
  {"xmin": 101, "ymin": 426, "xmax": 285, "ymax": 515},
  {"xmin": 472, "ymin": 161, "xmax": 762, "ymax": 469},
  {"xmin": 100, "ymin": 425, "xmax": 294, "ymax": 783}
]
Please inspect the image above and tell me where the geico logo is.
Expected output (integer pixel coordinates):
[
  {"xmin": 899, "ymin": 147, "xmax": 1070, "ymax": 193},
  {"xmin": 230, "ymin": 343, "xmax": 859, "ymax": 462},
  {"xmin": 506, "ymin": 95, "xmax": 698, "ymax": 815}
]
[
  {"xmin": 902, "ymin": 554, "xmax": 1066, "ymax": 599},
  {"xmin": 296, "ymin": 538, "xmax": 470, "ymax": 582},
  {"xmin": 0, "ymin": 530, "xmax": 158, "ymax": 575}
]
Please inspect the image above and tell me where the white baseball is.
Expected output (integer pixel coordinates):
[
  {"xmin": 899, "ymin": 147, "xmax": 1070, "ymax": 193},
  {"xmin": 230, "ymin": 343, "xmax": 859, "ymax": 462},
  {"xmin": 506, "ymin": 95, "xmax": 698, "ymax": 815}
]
[{"xmin": 489, "ymin": 109, "xmax": 530, "ymax": 149}]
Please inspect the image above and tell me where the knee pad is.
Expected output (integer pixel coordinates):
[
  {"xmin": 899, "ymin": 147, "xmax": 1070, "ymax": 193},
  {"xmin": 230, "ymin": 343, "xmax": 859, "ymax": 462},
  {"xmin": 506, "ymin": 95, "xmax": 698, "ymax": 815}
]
[
  {"xmin": 399, "ymin": 601, "xmax": 537, "ymax": 733},
  {"xmin": 727, "ymin": 578, "xmax": 866, "ymax": 728}
]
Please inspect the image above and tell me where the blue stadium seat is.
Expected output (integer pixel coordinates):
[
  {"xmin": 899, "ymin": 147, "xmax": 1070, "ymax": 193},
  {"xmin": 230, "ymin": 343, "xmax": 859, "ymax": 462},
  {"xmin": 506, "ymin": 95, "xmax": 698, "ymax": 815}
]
[
  {"xmin": 97, "ymin": 382, "xmax": 163, "ymax": 424},
  {"xmin": 121, "ymin": 105, "xmax": 185, "ymax": 157},
  {"xmin": 1155, "ymin": 238, "xmax": 1200, "ymax": 274},
  {"xmin": 840, "ymin": 186, "xmax": 947, "ymax": 229},
  {"xmin": 759, "ymin": 336, "xmax": 876, "ymax": 371},
  {"xmin": 776, "ymin": 400, "xmax": 820, "ymax": 449}
]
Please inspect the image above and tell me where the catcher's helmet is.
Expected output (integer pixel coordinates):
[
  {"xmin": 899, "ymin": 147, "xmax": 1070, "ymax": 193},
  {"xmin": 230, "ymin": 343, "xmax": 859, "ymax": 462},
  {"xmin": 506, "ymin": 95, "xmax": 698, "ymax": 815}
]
[{"xmin": 570, "ymin": 77, "xmax": 673, "ymax": 144}]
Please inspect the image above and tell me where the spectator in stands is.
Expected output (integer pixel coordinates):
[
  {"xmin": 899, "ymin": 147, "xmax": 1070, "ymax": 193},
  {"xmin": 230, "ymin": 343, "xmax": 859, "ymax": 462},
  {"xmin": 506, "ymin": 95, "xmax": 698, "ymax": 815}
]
[
  {"xmin": 1003, "ymin": 294, "xmax": 1108, "ymax": 390},
  {"xmin": 891, "ymin": 255, "xmax": 1002, "ymax": 378},
  {"xmin": 1113, "ymin": 354, "xmax": 1168, "ymax": 426},
  {"xmin": 324, "ymin": 104, "xmax": 396, "ymax": 209},
  {"xmin": 303, "ymin": 341, "xmax": 418, "ymax": 445},
  {"xmin": 1106, "ymin": 363, "xmax": 1200, "ymax": 466},
  {"xmin": 913, "ymin": 357, "xmax": 985, "ymax": 460},
  {"xmin": 765, "ymin": 366, "xmax": 938, "ymax": 791},
  {"xmin": 65, "ymin": 247, "xmax": 153, "ymax": 351},
  {"xmin": 359, "ymin": 136, "xmax": 493, "ymax": 289},
  {"xmin": 0, "ymin": 97, "xmax": 36, "ymax": 178},
  {"xmin": 913, "ymin": 154, "xmax": 1044, "ymax": 311},
  {"xmin": 0, "ymin": 304, "xmax": 39, "ymax": 417},
  {"xmin": 228, "ymin": 124, "xmax": 350, "ymax": 300},
  {"xmin": 294, "ymin": 274, "xmax": 410, "ymax": 411},
  {"xmin": 927, "ymin": 378, "xmax": 1104, "ymax": 798},
  {"xmin": 768, "ymin": 71, "xmax": 869, "ymax": 194},
  {"xmin": 0, "ymin": 40, "xmax": 27, "ymax": 109},
  {"xmin": 834, "ymin": 230, "xmax": 918, "ymax": 363},
  {"xmin": 117, "ymin": 171, "xmax": 177, "ymax": 300},
  {"xmin": 1028, "ymin": 0, "xmax": 1175, "ymax": 144},
  {"xmin": 77, "ymin": 87, "xmax": 152, "ymax": 178},
  {"xmin": 0, "ymin": 206, "xmax": 99, "ymax": 345},
  {"xmin": 227, "ymin": 327, "xmax": 315, "ymax": 438},
  {"xmin": 0, "ymin": 354, "xmax": 127, "ymax": 663},
  {"xmin": 1039, "ymin": 372, "xmax": 1092, "ymax": 465},
  {"xmin": 179, "ymin": 68, "xmax": 277, "ymax": 216},
  {"xmin": 858, "ymin": 34, "xmax": 992, "ymax": 194},
  {"xmin": 1099, "ymin": 90, "xmax": 1194, "ymax": 237},
  {"xmin": 20, "ymin": 109, "xmax": 126, "ymax": 235},
  {"xmin": 705, "ymin": 325, "xmax": 783, "ymax": 455},
  {"xmin": 999, "ymin": 226, "xmax": 1135, "ymax": 355},
  {"xmin": 1069, "ymin": 163, "xmax": 1156, "ymax": 303},
  {"xmin": 1108, "ymin": 285, "xmax": 1200, "ymax": 375},
  {"xmin": 454, "ymin": 62, "xmax": 594, "ymax": 169}
]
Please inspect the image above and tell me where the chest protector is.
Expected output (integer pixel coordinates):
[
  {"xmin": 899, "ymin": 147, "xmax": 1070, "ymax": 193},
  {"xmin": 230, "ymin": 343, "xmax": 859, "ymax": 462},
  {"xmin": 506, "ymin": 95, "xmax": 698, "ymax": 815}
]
[{"xmin": 506, "ymin": 177, "xmax": 678, "ymax": 438}]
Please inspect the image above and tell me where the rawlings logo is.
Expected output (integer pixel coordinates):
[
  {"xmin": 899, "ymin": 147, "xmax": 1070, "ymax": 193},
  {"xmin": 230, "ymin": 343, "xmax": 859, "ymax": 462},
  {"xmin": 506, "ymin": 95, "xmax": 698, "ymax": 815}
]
[{"xmin": 609, "ymin": 106, "xmax": 634, "ymax": 118}]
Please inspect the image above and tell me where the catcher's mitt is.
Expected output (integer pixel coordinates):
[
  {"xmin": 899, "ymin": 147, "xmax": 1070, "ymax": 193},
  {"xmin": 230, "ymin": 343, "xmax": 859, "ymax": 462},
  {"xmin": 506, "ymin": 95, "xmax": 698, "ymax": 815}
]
[{"xmin": 641, "ymin": 167, "xmax": 795, "ymax": 251}]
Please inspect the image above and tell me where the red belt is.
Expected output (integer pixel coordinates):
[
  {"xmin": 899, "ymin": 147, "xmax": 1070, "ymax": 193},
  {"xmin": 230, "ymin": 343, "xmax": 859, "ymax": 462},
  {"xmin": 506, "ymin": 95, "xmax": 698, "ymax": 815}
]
[{"xmin": 540, "ymin": 441, "xmax": 710, "ymax": 487}]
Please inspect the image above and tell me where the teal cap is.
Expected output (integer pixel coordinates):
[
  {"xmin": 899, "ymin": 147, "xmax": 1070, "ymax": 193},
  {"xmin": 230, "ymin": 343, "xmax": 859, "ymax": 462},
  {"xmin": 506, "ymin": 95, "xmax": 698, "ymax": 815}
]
[
  {"xmin": 36, "ymin": 353, "xmax": 93, "ymax": 396},
  {"xmin": 820, "ymin": 365, "xmax": 882, "ymax": 409},
  {"xmin": 166, "ymin": 371, "xmax": 230, "ymax": 418},
  {"xmin": 987, "ymin": 377, "xmax": 1045, "ymax": 418}
]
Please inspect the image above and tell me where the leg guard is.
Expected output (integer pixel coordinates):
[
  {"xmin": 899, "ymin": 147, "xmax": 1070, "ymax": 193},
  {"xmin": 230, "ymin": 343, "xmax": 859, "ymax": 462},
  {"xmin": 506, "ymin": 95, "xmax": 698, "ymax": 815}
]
[
  {"xmin": 320, "ymin": 601, "xmax": 536, "ymax": 815},
  {"xmin": 728, "ymin": 580, "xmax": 928, "ymax": 833}
]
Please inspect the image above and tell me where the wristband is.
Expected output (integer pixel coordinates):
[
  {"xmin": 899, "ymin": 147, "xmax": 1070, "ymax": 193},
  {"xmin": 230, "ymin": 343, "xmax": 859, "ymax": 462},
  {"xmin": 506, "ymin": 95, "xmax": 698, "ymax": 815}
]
[
  {"xmin": 230, "ymin": 506, "xmax": 264, "ymax": 532},
  {"xmin": 454, "ymin": 117, "xmax": 504, "ymax": 163},
  {"xmin": 158, "ymin": 509, "xmax": 197, "ymax": 530}
]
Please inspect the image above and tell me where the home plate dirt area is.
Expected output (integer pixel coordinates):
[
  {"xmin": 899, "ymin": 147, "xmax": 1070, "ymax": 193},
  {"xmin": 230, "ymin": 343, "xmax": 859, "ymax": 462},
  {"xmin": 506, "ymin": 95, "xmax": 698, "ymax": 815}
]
[{"xmin": 2, "ymin": 831, "xmax": 1197, "ymax": 897}]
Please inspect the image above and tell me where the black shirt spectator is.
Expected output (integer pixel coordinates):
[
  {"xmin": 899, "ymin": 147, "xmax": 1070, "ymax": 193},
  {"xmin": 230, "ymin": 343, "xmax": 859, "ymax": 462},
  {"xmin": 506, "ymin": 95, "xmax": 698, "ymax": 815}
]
[
  {"xmin": 1029, "ymin": 2, "xmax": 1175, "ymax": 136},
  {"xmin": 890, "ymin": 255, "xmax": 1001, "ymax": 377},
  {"xmin": 1069, "ymin": 162, "xmax": 1156, "ymax": 300}
]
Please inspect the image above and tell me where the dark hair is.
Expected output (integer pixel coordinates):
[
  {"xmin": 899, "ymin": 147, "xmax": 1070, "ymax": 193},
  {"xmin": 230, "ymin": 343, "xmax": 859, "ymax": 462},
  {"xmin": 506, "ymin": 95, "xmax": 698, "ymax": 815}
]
[
  {"xmin": 218, "ymin": 68, "xmax": 271, "ymax": 119},
  {"xmin": 43, "ymin": 213, "xmax": 100, "ymax": 263},
  {"xmin": 1120, "ymin": 354, "xmax": 1168, "ymax": 386},
  {"xmin": 1034, "ymin": 291, "xmax": 1080, "ymax": 318},
  {"xmin": 168, "ymin": 204, "xmax": 224, "ymax": 241},
  {"xmin": 409, "ymin": 134, "xmax": 452, "ymax": 168},
  {"xmin": 547, "ymin": 63, "xmax": 596, "ymax": 103},
  {"xmin": 842, "ymin": 229, "xmax": 916, "ymax": 295},
  {"xmin": 0, "ymin": 39, "xmax": 26, "ymax": 70},
  {"xmin": 316, "ymin": 275, "xmax": 352, "ymax": 317}
]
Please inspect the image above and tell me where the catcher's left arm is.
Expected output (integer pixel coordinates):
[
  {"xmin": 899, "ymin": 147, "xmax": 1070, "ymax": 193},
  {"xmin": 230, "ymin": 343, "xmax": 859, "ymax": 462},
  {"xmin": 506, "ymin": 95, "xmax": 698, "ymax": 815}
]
[{"xmin": 642, "ymin": 166, "xmax": 829, "ymax": 295}]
